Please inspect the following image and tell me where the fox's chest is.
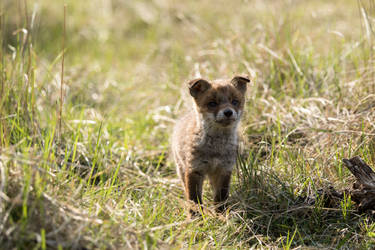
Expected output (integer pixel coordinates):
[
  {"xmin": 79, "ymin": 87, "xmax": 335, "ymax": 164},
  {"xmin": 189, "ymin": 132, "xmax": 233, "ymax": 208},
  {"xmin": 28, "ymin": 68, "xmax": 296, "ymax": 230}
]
[
  {"xmin": 192, "ymin": 135, "xmax": 238, "ymax": 172},
  {"xmin": 198, "ymin": 133, "xmax": 238, "ymax": 153}
]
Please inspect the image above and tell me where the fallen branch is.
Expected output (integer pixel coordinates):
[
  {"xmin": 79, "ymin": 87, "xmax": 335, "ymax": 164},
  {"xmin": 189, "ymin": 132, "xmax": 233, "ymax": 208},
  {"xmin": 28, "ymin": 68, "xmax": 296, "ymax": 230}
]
[{"xmin": 343, "ymin": 156, "xmax": 375, "ymax": 212}]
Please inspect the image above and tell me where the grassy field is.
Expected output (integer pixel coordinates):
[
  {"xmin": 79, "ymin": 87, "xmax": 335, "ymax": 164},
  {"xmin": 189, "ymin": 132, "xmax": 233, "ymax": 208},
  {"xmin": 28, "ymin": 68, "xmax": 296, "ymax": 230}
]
[{"xmin": 2, "ymin": 0, "xmax": 375, "ymax": 248}]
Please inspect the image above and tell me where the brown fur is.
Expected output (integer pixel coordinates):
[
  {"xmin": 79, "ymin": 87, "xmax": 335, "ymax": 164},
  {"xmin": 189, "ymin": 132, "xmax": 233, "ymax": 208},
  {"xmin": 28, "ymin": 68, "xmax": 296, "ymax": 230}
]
[{"xmin": 171, "ymin": 76, "xmax": 250, "ymax": 212}]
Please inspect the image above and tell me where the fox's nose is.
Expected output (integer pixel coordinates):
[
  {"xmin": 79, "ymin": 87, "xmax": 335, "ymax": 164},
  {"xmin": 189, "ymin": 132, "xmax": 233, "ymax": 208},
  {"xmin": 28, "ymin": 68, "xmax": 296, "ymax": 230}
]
[{"xmin": 224, "ymin": 109, "xmax": 233, "ymax": 117}]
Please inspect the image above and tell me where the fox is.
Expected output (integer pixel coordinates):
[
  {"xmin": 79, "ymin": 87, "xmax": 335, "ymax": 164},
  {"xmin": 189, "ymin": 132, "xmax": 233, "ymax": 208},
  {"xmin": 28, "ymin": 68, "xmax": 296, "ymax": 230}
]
[{"xmin": 171, "ymin": 75, "xmax": 250, "ymax": 212}]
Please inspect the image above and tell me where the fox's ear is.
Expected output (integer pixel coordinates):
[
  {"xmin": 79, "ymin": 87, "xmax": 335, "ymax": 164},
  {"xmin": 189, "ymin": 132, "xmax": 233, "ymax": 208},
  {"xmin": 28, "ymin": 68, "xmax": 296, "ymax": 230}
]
[
  {"xmin": 231, "ymin": 75, "xmax": 250, "ymax": 92},
  {"xmin": 188, "ymin": 78, "xmax": 211, "ymax": 98}
]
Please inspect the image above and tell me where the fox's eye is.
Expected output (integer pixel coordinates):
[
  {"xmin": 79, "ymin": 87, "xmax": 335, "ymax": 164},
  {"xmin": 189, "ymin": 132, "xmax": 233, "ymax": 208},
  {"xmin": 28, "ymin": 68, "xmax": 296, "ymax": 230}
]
[
  {"xmin": 232, "ymin": 100, "xmax": 239, "ymax": 106},
  {"xmin": 208, "ymin": 101, "xmax": 218, "ymax": 108}
]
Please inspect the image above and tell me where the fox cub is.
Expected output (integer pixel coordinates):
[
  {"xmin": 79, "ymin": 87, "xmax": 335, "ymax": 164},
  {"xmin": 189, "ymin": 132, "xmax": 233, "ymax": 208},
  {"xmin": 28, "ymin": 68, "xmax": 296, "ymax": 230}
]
[{"xmin": 172, "ymin": 76, "xmax": 250, "ymax": 211}]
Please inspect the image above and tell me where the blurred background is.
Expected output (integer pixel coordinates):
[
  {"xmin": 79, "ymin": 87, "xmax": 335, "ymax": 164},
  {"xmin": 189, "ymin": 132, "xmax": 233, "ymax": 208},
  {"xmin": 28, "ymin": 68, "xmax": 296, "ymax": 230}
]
[{"xmin": 2, "ymin": 0, "xmax": 363, "ymax": 117}]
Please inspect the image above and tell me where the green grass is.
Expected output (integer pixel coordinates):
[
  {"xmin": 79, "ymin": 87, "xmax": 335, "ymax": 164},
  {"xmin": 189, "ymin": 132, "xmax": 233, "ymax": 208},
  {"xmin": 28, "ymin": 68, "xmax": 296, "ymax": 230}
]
[{"xmin": 2, "ymin": 0, "xmax": 375, "ymax": 248}]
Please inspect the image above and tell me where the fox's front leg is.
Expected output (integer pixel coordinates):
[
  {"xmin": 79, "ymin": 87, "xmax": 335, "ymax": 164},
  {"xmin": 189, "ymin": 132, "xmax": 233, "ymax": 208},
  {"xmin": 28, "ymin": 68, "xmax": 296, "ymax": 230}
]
[
  {"xmin": 209, "ymin": 170, "xmax": 232, "ymax": 212},
  {"xmin": 184, "ymin": 171, "xmax": 204, "ymax": 205}
]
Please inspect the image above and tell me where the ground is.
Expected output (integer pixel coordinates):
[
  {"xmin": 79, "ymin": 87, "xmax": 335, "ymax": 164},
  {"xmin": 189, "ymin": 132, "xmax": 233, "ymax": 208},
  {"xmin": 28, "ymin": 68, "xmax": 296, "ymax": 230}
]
[{"xmin": 2, "ymin": 0, "xmax": 375, "ymax": 248}]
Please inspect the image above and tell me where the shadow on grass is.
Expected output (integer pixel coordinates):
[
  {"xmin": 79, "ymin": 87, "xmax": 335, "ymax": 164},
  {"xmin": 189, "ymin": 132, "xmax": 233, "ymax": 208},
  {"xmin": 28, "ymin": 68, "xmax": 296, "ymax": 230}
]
[
  {"xmin": 1, "ymin": 184, "xmax": 90, "ymax": 250},
  {"xmin": 229, "ymin": 151, "xmax": 374, "ymax": 248}
]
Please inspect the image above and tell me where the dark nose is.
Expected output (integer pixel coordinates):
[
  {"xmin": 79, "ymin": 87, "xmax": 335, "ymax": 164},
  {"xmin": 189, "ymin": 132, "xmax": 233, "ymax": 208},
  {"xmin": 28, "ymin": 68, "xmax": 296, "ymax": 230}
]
[{"xmin": 224, "ymin": 109, "xmax": 233, "ymax": 117}]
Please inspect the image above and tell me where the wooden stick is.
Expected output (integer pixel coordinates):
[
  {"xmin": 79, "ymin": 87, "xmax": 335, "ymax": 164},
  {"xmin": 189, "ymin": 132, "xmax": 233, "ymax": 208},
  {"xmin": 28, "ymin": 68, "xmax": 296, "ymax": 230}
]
[{"xmin": 343, "ymin": 156, "xmax": 375, "ymax": 212}]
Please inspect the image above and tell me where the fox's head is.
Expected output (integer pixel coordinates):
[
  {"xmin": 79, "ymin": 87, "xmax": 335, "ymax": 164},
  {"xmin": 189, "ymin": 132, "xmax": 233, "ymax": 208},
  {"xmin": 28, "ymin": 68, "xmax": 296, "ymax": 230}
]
[{"xmin": 188, "ymin": 76, "xmax": 250, "ymax": 128}]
